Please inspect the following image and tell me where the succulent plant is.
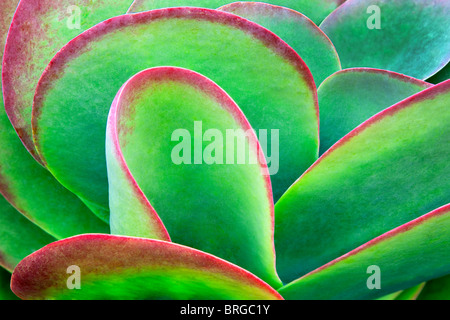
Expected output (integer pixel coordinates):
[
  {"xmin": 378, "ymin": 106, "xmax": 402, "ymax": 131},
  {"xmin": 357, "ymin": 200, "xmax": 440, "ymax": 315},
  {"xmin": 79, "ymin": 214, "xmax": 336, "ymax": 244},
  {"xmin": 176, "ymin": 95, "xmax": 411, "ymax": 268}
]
[{"xmin": 0, "ymin": 0, "xmax": 449, "ymax": 300}]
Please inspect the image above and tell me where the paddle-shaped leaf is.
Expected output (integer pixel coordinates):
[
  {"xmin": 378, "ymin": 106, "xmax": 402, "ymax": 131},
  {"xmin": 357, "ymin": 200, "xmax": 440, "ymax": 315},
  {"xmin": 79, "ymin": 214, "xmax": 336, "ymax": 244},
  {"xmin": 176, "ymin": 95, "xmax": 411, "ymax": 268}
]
[
  {"xmin": 2, "ymin": 0, "xmax": 134, "ymax": 162},
  {"xmin": 278, "ymin": 204, "xmax": 450, "ymax": 300},
  {"xmin": 320, "ymin": 0, "xmax": 450, "ymax": 80},
  {"xmin": 107, "ymin": 67, "xmax": 281, "ymax": 288},
  {"xmin": 218, "ymin": 2, "xmax": 341, "ymax": 85},
  {"xmin": 11, "ymin": 234, "xmax": 283, "ymax": 300},
  {"xmin": 0, "ymin": 195, "xmax": 54, "ymax": 272},
  {"xmin": 275, "ymin": 80, "xmax": 450, "ymax": 283},
  {"xmin": 318, "ymin": 68, "xmax": 432, "ymax": 154},
  {"xmin": 0, "ymin": 0, "xmax": 108, "ymax": 237},
  {"xmin": 32, "ymin": 8, "xmax": 318, "ymax": 218},
  {"xmin": 129, "ymin": 0, "xmax": 346, "ymax": 25}
]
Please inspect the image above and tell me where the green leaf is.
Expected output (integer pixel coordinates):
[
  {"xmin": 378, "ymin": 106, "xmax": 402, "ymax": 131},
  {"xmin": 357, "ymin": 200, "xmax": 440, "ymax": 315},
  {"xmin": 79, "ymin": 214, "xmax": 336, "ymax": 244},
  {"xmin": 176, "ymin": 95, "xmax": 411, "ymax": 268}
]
[
  {"xmin": 11, "ymin": 234, "xmax": 283, "ymax": 300},
  {"xmin": 417, "ymin": 275, "xmax": 450, "ymax": 300},
  {"xmin": 129, "ymin": 0, "xmax": 346, "ymax": 25},
  {"xmin": 0, "ymin": 195, "xmax": 55, "ymax": 272},
  {"xmin": 318, "ymin": 68, "xmax": 432, "ymax": 154},
  {"xmin": 278, "ymin": 204, "xmax": 450, "ymax": 300},
  {"xmin": 2, "ymin": 0, "xmax": 134, "ymax": 162},
  {"xmin": 32, "ymin": 8, "xmax": 318, "ymax": 217},
  {"xmin": 0, "ymin": 267, "xmax": 18, "ymax": 300},
  {"xmin": 275, "ymin": 80, "xmax": 450, "ymax": 283},
  {"xmin": 395, "ymin": 283, "xmax": 425, "ymax": 300},
  {"xmin": 106, "ymin": 67, "xmax": 281, "ymax": 288},
  {"xmin": 218, "ymin": 2, "xmax": 341, "ymax": 85},
  {"xmin": 320, "ymin": 0, "xmax": 450, "ymax": 80},
  {"xmin": 0, "ymin": 0, "xmax": 109, "ymax": 237}
]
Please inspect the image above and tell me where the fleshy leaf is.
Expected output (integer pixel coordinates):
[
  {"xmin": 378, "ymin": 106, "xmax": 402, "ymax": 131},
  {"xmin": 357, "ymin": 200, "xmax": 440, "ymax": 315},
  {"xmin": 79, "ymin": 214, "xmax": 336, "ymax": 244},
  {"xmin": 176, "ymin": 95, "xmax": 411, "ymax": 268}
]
[
  {"xmin": 427, "ymin": 63, "xmax": 450, "ymax": 85},
  {"xmin": 275, "ymin": 80, "xmax": 450, "ymax": 283},
  {"xmin": 0, "ymin": 0, "xmax": 109, "ymax": 236},
  {"xmin": 278, "ymin": 204, "xmax": 450, "ymax": 300},
  {"xmin": 0, "ymin": 267, "xmax": 18, "ymax": 300},
  {"xmin": 129, "ymin": 0, "xmax": 346, "ymax": 25},
  {"xmin": 2, "ymin": 0, "xmax": 134, "ymax": 162},
  {"xmin": 318, "ymin": 68, "xmax": 432, "ymax": 154},
  {"xmin": 320, "ymin": 0, "xmax": 450, "ymax": 80},
  {"xmin": 32, "ymin": 8, "xmax": 318, "ymax": 217},
  {"xmin": 11, "ymin": 234, "xmax": 284, "ymax": 300},
  {"xmin": 107, "ymin": 67, "xmax": 281, "ymax": 288},
  {"xmin": 218, "ymin": 2, "xmax": 341, "ymax": 85},
  {"xmin": 417, "ymin": 275, "xmax": 450, "ymax": 300},
  {"xmin": 0, "ymin": 195, "xmax": 54, "ymax": 272}
]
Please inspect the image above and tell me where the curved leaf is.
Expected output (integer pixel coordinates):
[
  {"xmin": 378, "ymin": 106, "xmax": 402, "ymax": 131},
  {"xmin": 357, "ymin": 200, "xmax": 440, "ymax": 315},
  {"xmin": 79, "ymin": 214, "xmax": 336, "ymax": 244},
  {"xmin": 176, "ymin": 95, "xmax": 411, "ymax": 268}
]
[
  {"xmin": 107, "ymin": 67, "xmax": 280, "ymax": 288},
  {"xmin": 129, "ymin": 0, "xmax": 346, "ymax": 25},
  {"xmin": 417, "ymin": 275, "xmax": 450, "ymax": 300},
  {"xmin": 278, "ymin": 204, "xmax": 450, "ymax": 300},
  {"xmin": 218, "ymin": 2, "xmax": 341, "ymax": 85},
  {"xmin": 32, "ymin": 8, "xmax": 318, "ymax": 217},
  {"xmin": 275, "ymin": 80, "xmax": 450, "ymax": 283},
  {"xmin": 2, "ymin": 0, "xmax": 134, "ymax": 162},
  {"xmin": 318, "ymin": 68, "xmax": 432, "ymax": 154},
  {"xmin": 0, "ymin": 0, "xmax": 109, "ymax": 236},
  {"xmin": 320, "ymin": 0, "xmax": 450, "ymax": 80},
  {"xmin": 0, "ymin": 195, "xmax": 55, "ymax": 272},
  {"xmin": 11, "ymin": 234, "xmax": 283, "ymax": 300}
]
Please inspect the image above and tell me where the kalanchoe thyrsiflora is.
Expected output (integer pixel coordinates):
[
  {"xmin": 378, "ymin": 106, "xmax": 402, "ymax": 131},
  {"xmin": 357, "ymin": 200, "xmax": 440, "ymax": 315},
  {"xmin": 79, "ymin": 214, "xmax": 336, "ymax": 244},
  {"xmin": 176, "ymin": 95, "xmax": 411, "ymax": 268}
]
[{"xmin": 0, "ymin": 0, "xmax": 449, "ymax": 300}]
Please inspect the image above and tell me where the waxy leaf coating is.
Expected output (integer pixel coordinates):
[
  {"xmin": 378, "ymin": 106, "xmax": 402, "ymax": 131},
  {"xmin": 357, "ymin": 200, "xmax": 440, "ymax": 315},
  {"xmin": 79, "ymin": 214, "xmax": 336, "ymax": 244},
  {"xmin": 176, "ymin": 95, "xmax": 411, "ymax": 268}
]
[
  {"xmin": 275, "ymin": 80, "xmax": 450, "ymax": 283},
  {"xmin": 11, "ymin": 234, "xmax": 284, "ymax": 300},
  {"xmin": 129, "ymin": 0, "xmax": 346, "ymax": 25},
  {"xmin": 320, "ymin": 0, "xmax": 450, "ymax": 80},
  {"xmin": 278, "ymin": 204, "xmax": 450, "ymax": 300},
  {"xmin": 32, "ymin": 8, "xmax": 318, "ymax": 219},
  {"xmin": 219, "ymin": 2, "xmax": 341, "ymax": 85},
  {"xmin": 2, "ymin": 0, "xmax": 134, "ymax": 162},
  {"xmin": 0, "ymin": 0, "xmax": 108, "ymax": 237},
  {"xmin": 318, "ymin": 68, "xmax": 432, "ymax": 154},
  {"xmin": 107, "ymin": 67, "xmax": 281, "ymax": 288}
]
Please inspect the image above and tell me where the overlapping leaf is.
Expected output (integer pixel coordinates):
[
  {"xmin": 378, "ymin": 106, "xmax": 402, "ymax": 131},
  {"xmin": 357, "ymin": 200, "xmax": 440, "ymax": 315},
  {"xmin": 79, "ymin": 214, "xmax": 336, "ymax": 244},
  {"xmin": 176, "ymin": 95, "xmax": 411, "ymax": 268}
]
[
  {"xmin": 107, "ymin": 67, "xmax": 281, "ymax": 288},
  {"xmin": 0, "ymin": 195, "xmax": 54, "ymax": 272},
  {"xmin": 11, "ymin": 234, "xmax": 283, "ymax": 300},
  {"xmin": 320, "ymin": 0, "xmax": 450, "ymax": 79},
  {"xmin": 218, "ymin": 2, "xmax": 341, "ymax": 85},
  {"xmin": 278, "ymin": 204, "xmax": 450, "ymax": 300},
  {"xmin": 32, "ymin": 8, "xmax": 318, "ymax": 218},
  {"xmin": 318, "ymin": 68, "xmax": 432, "ymax": 154},
  {"xmin": 129, "ymin": 0, "xmax": 346, "ymax": 25},
  {"xmin": 0, "ymin": 0, "xmax": 108, "ymax": 237},
  {"xmin": 275, "ymin": 80, "xmax": 450, "ymax": 283},
  {"xmin": 2, "ymin": 0, "xmax": 134, "ymax": 162}
]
